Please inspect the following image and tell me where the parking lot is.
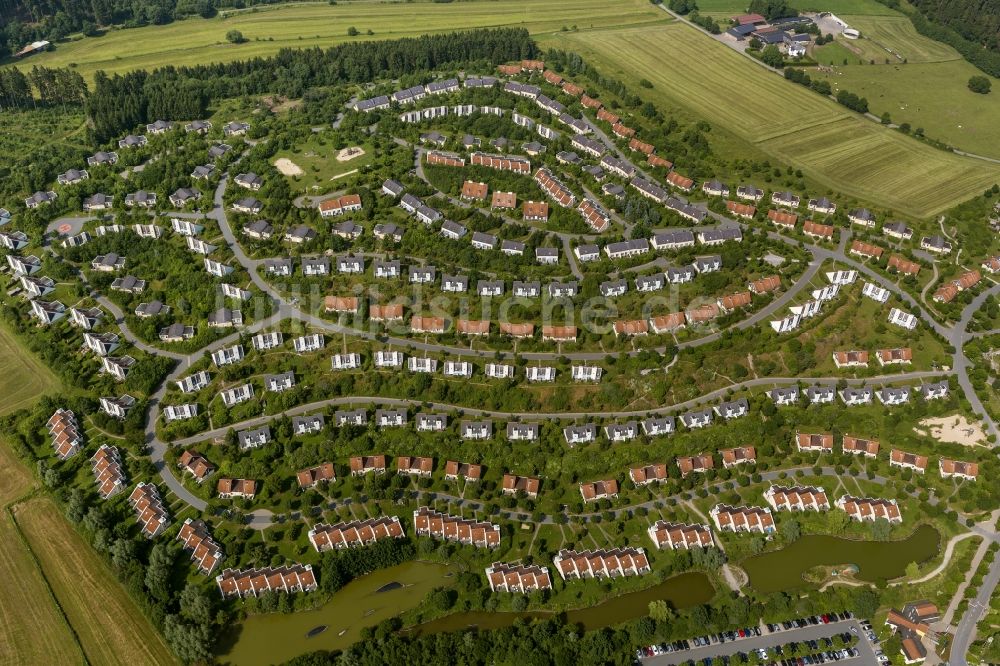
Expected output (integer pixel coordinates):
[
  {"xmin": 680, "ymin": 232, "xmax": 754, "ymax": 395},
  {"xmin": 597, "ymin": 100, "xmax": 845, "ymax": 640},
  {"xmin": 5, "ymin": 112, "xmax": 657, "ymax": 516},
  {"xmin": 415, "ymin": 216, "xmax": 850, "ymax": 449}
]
[{"xmin": 643, "ymin": 615, "xmax": 882, "ymax": 666}]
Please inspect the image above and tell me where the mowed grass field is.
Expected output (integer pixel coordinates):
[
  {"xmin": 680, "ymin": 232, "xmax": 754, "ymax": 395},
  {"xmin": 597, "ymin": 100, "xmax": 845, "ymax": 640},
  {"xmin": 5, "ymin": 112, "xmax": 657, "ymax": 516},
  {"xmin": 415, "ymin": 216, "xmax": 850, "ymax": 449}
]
[
  {"xmin": 842, "ymin": 14, "xmax": 959, "ymax": 63},
  {"xmin": 0, "ymin": 321, "xmax": 61, "ymax": 416},
  {"xmin": 0, "ymin": 510, "xmax": 84, "ymax": 665},
  {"xmin": 13, "ymin": 497, "xmax": 177, "ymax": 666},
  {"xmin": 0, "ymin": 442, "xmax": 84, "ymax": 666},
  {"xmin": 809, "ymin": 13, "xmax": 1000, "ymax": 158},
  {"xmin": 541, "ymin": 22, "xmax": 1000, "ymax": 217},
  {"xmin": 16, "ymin": 0, "xmax": 669, "ymax": 81}
]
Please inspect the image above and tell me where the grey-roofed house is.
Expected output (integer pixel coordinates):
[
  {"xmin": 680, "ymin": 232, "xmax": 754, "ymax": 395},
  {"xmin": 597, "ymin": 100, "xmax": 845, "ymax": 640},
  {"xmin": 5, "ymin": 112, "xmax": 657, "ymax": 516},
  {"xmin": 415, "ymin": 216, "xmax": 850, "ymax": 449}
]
[
  {"xmin": 170, "ymin": 188, "xmax": 201, "ymax": 207},
  {"xmin": 513, "ymin": 281, "xmax": 541, "ymax": 298},
  {"xmin": 146, "ymin": 120, "xmax": 173, "ymax": 134},
  {"xmin": 547, "ymin": 281, "xmax": 578, "ymax": 298},
  {"xmin": 471, "ymin": 231, "xmax": 497, "ymax": 250},
  {"xmin": 134, "ymin": 300, "xmax": 169, "ymax": 318},
  {"xmin": 92, "ymin": 253, "xmax": 126, "ymax": 272},
  {"xmin": 110, "ymin": 275, "xmax": 145, "ymax": 293},
  {"xmin": 693, "ymin": 255, "xmax": 722, "ymax": 273},
  {"xmin": 373, "ymin": 223, "xmax": 402, "ymax": 242},
  {"xmin": 478, "ymin": 280, "xmax": 504, "ymax": 297},
  {"xmin": 285, "ymin": 225, "xmax": 317, "ymax": 244},
  {"xmin": 25, "ymin": 191, "xmax": 56, "ymax": 208},
  {"xmin": 125, "ymin": 190, "xmax": 156, "ymax": 208},
  {"xmin": 292, "ymin": 414, "xmax": 325, "ymax": 435},
  {"xmin": 334, "ymin": 409, "xmax": 367, "ymax": 427},
  {"xmin": 83, "ymin": 192, "xmax": 113, "ymax": 211},
  {"xmin": 410, "ymin": 265, "xmax": 436, "ymax": 284},
  {"xmin": 770, "ymin": 386, "xmax": 799, "ymax": 405},
  {"xmin": 191, "ymin": 164, "xmax": 215, "ymax": 180},
  {"xmin": 234, "ymin": 172, "xmax": 263, "ymax": 190},
  {"xmin": 374, "ymin": 259, "xmax": 401, "ymax": 279},
  {"xmin": 714, "ymin": 398, "xmax": 749, "ymax": 420},
  {"xmin": 118, "ymin": 134, "xmax": 147, "ymax": 148},
  {"xmin": 87, "ymin": 151, "xmax": 119, "ymax": 166},
  {"xmin": 600, "ymin": 279, "xmax": 627, "ymax": 297},
  {"xmin": 232, "ymin": 197, "xmax": 263, "ymax": 214},
  {"xmin": 506, "ymin": 422, "xmax": 539, "ymax": 440},
  {"xmin": 651, "ymin": 230, "xmax": 696, "ymax": 251},
  {"xmin": 382, "ymin": 179, "xmax": 404, "ymax": 197},
  {"xmin": 264, "ymin": 258, "xmax": 293, "ymax": 276},
  {"xmin": 642, "ymin": 416, "xmax": 675, "ymax": 437},
  {"xmin": 302, "ymin": 257, "xmax": 330, "ymax": 276},
  {"xmin": 223, "ymin": 121, "xmax": 250, "ymax": 136},
  {"xmin": 679, "ymin": 408, "xmax": 713, "ymax": 429},
  {"xmin": 441, "ymin": 273, "xmax": 467, "ymax": 292},
  {"xmin": 208, "ymin": 143, "xmax": 231, "ymax": 159},
  {"xmin": 207, "ymin": 308, "xmax": 243, "ymax": 328},
  {"xmin": 238, "ymin": 426, "xmax": 271, "ymax": 449},
  {"xmin": 805, "ymin": 385, "xmax": 836, "ymax": 404},
  {"xmin": 337, "ymin": 255, "xmax": 365, "ymax": 274},
  {"xmin": 243, "ymin": 219, "xmax": 274, "ymax": 240},
  {"xmin": 185, "ymin": 119, "xmax": 212, "ymax": 134},
  {"xmin": 636, "ymin": 273, "xmax": 666, "ymax": 292}
]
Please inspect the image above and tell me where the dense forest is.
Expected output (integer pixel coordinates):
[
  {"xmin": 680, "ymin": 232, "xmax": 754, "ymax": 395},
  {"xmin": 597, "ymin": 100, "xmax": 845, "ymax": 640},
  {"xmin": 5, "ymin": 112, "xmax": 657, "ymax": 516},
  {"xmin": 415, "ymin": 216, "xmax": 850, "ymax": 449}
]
[
  {"xmin": 86, "ymin": 28, "xmax": 535, "ymax": 142},
  {"xmin": 876, "ymin": 0, "xmax": 1000, "ymax": 77},
  {"xmin": 907, "ymin": 0, "xmax": 1000, "ymax": 52},
  {"xmin": 0, "ymin": 0, "xmax": 303, "ymax": 57}
]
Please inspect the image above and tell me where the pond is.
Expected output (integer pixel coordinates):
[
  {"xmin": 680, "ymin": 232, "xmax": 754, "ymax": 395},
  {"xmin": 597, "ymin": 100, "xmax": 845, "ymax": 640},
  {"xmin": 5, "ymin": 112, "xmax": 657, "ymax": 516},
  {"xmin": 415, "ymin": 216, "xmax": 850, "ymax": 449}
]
[
  {"xmin": 741, "ymin": 524, "xmax": 941, "ymax": 594},
  {"xmin": 217, "ymin": 564, "xmax": 714, "ymax": 665},
  {"xmin": 409, "ymin": 570, "xmax": 715, "ymax": 635},
  {"xmin": 216, "ymin": 560, "xmax": 453, "ymax": 666}
]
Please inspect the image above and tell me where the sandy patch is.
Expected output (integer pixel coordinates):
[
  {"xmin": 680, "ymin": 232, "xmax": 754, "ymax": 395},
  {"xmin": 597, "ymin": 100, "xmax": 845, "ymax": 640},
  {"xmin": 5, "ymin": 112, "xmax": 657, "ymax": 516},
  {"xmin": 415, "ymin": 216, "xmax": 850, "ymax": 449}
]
[
  {"xmin": 273, "ymin": 158, "xmax": 303, "ymax": 176},
  {"xmin": 917, "ymin": 415, "xmax": 987, "ymax": 446},
  {"xmin": 336, "ymin": 146, "xmax": 365, "ymax": 162},
  {"xmin": 331, "ymin": 169, "xmax": 358, "ymax": 181}
]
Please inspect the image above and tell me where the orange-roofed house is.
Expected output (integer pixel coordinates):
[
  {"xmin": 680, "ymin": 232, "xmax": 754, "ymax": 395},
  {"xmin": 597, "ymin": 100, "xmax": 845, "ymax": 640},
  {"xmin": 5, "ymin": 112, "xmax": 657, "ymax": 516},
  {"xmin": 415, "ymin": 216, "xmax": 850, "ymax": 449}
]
[
  {"xmin": 889, "ymin": 254, "xmax": 921, "ymax": 276},
  {"xmin": 492, "ymin": 191, "xmax": 517, "ymax": 209},
  {"xmin": 650, "ymin": 312, "xmax": 686, "ymax": 333},
  {"xmin": 614, "ymin": 319, "xmax": 649, "ymax": 336},
  {"xmin": 580, "ymin": 479, "xmax": 619, "ymax": 502},
  {"xmin": 833, "ymin": 350, "xmax": 869, "ymax": 368},
  {"xmin": 666, "ymin": 171, "xmax": 694, "ymax": 192},
  {"xmin": 939, "ymin": 458, "xmax": 978, "ymax": 480},
  {"xmin": 350, "ymin": 455, "xmax": 387, "ymax": 476},
  {"xmin": 843, "ymin": 435, "xmax": 880, "ymax": 458},
  {"xmin": 461, "ymin": 180, "xmax": 488, "ymax": 201},
  {"xmin": 522, "ymin": 200, "xmax": 550, "ymax": 221},
  {"xmin": 369, "ymin": 303, "xmax": 404, "ymax": 322},
  {"xmin": 727, "ymin": 200, "xmax": 756, "ymax": 219},
  {"xmin": 457, "ymin": 319, "xmax": 490, "ymax": 336},
  {"xmin": 542, "ymin": 325, "xmax": 577, "ymax": 342},
  {"xmin": 324, "ymin": 296, "xmax": 358, "ymax": 313},
  {"xmin": 581, "ymin": 95, "xmax": 603, "ymax": 110},
  {"xmin": 677, "ymin": 454, "xmax": 714, "ymax": 477},
  {"xmin": 501, "ymin": 473, "xmax": 540, "ymax": 498},
  {"xmin": 686, "ymin": 303, "xmax": 719, "ymax": 324},
  {"xmin": 718, "ymin": 291, "xmax": 752, "ymax": 312},
  {"xmin": 721, "ymin": 446, "xmax": 756, "ymax": 469},
  {"xmin": 297, "ymin": 462, "xmax": 336, "ymax": 488},
  {"xmin": 630, "ymin": 463, "xmax": 668, "ymax": 486},
  {"xmin": 629, "ymin": 138, "xmax": 655, "ymax": 155},
  {"xmin": 768, "ymin": 209, "xmax": 798, "ymax": 229},
  {"xmin": 500, "ymin": 321, "xmax": 535, "ymax": 338},
  {"xmin": 411, "ymin": 316, "xmax": 446, "ymax": 334},
  {"xmin": 850, "ymin": 240, "xmax": 884, "ymax": 260},
  {"xmin": 749, "ymin": 275, "xmax": 781, "ymax": 294},
  {"xmin": 796, "ymin": 432, "xmax": 833, "ymax": 453},
  {"xmin": 803, "ymin": 220, "xmax": 834, "ymax": 239},
  {"xmin": 877, "ymin": 348, "xmax": 912, "ymax": 366}
]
